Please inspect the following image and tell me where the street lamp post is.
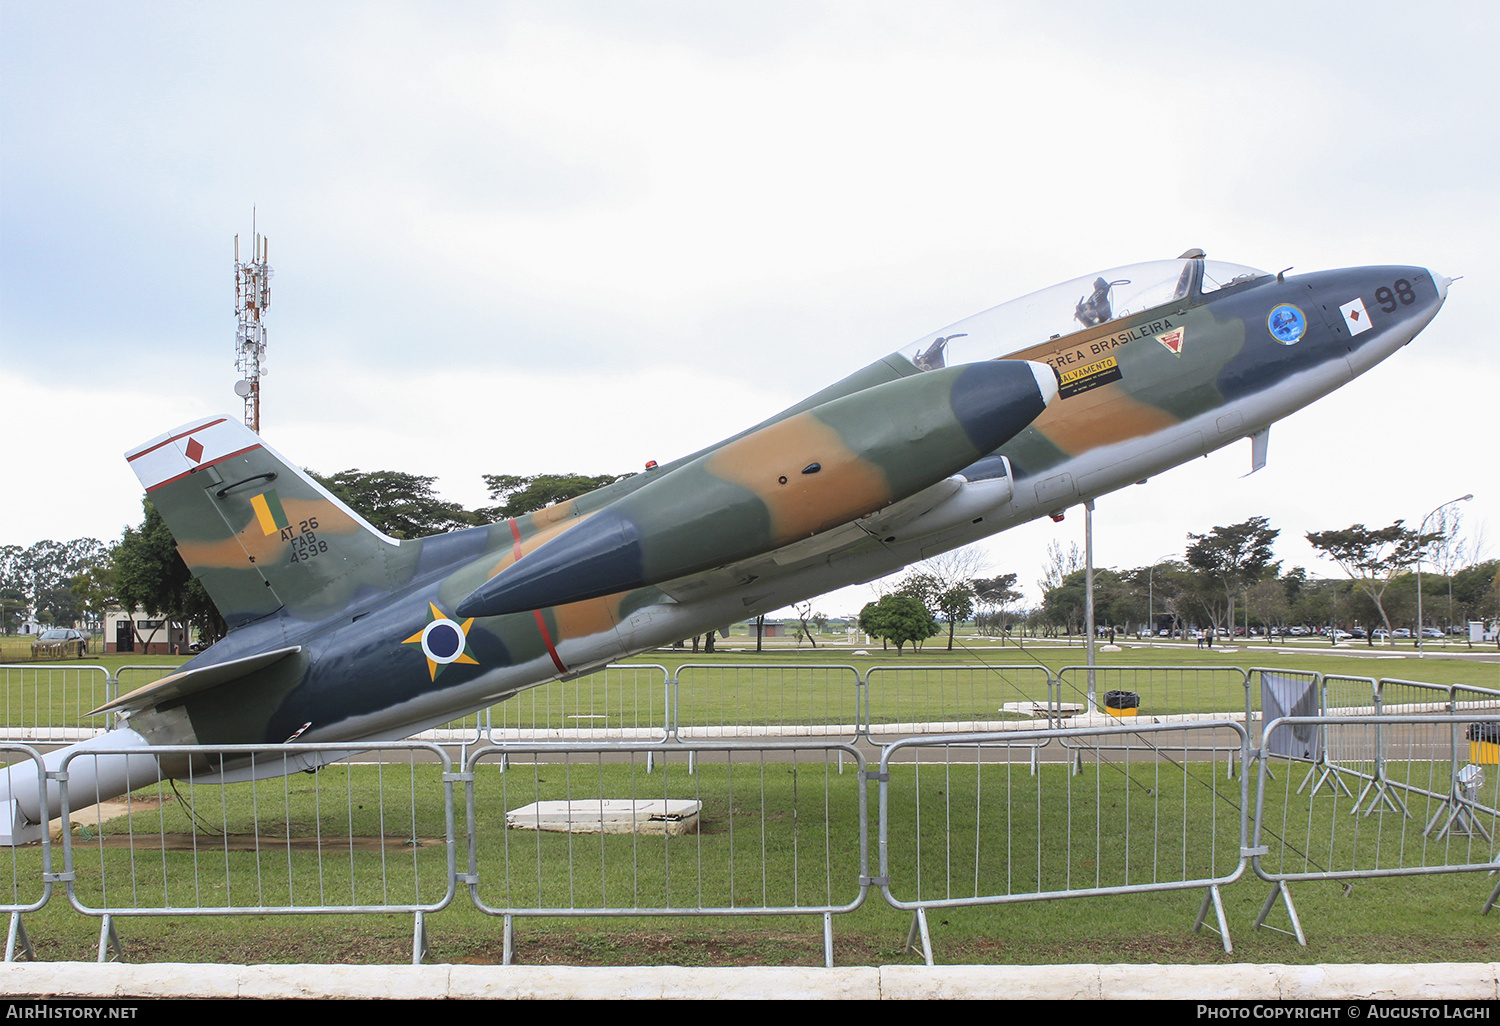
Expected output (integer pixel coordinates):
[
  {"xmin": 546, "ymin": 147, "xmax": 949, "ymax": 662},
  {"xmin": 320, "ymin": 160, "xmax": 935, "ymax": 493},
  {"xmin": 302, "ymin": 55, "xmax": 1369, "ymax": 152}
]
[
  {"xmin": 1148, "ymin": 552, "xmax": 1176, "ymax": 646},
  {"xmin": 1416, "ymin": 494, "xmax": 1473, "ymax": 658}
]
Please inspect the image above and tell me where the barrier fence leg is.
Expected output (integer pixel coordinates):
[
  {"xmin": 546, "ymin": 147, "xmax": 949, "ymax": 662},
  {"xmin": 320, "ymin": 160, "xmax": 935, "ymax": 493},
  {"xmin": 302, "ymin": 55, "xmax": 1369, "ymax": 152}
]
[
  {"xmin": 1483, "ymin": 872, "xmax": 1499, "ymax": 916},
  {"xmin": 1303, "ymin": 760, "xmax": 1356, "ymax": 798},
  {"xmin": 1356, "ymin": 773, "xmax": 1410, "ymax": 819},
  {"xmin": 903, "ymin": 908, "xmax": 935, "ymax": 966},
  {"xmin": 96, "ymin": 914, "xmax": 126, "ymax": 963},
  {"xmin": 5, "ymin": 912, "xmax": 33, "ymax": 962},
  {"xmin": 1253, "ymin": 881, "xmax": 1307, "ymax": 946},
  {"xmin": 1193, "ymin": 884, "xmax": 1233, "ymax": 954},
  {"xmin": 413, "ymin": 910, "xmax": 429, "ymax": 965},
  {"xmin": 503, "ymin": 913, "xmax": 515, "ymax": 966},
  {"xmin": 822, "ymin": 911, "xmax": 834, "ymax": 969}
]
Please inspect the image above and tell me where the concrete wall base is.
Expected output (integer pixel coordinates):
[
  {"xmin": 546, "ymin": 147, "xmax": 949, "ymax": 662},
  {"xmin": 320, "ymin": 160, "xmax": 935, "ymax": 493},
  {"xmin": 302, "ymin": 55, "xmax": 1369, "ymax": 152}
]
[{"xmin": 0, "ymin": 962, "xmax": 1495, "ymax": 1000}]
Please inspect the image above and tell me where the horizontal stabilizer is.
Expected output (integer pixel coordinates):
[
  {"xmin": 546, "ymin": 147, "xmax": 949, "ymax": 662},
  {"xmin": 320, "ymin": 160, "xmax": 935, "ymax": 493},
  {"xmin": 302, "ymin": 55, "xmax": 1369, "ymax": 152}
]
[{"xmin": 89, "ymin": 646, "xmax": 302, "ymax": 717}]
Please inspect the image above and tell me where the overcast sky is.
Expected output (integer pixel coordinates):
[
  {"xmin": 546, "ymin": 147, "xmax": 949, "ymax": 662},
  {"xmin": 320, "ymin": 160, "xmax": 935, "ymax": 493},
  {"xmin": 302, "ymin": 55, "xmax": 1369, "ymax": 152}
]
[{"xmin": 2, "ymin": 1, "xmax": 1494, "ymax": 615}]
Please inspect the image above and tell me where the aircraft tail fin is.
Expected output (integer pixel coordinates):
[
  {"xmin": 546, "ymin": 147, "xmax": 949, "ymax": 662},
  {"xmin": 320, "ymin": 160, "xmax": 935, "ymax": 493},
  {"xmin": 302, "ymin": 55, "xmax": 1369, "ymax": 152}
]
[{"xmin": 125, "ymin": 416, "xmax": 403, "ymax": 628}]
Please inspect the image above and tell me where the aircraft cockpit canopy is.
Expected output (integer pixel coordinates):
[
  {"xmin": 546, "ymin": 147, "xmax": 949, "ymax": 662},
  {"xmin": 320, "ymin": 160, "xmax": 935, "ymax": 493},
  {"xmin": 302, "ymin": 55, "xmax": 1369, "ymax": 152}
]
[{"xmin": 901, "ymin": 258, "xmax": 1270, "ymax": 370}]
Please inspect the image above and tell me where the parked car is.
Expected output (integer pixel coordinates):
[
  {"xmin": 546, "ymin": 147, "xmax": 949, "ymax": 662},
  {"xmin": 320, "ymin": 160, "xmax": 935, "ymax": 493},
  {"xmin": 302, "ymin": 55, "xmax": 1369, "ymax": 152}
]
[
  {"xmin": 30, "ymin": 628, "xmax": 88, "ymax": 659},
  {"xmin": 1420, "ymin": 627, "xmax": 1443, "ymax": 639}
]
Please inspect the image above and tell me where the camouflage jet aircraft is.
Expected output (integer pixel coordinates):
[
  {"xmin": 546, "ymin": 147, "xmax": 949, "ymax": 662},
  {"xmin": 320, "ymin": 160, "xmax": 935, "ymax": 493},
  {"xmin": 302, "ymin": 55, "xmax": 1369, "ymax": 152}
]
[{"xmin": 0, "ymin": 250, "xmax": 1448, "ymax": 842}]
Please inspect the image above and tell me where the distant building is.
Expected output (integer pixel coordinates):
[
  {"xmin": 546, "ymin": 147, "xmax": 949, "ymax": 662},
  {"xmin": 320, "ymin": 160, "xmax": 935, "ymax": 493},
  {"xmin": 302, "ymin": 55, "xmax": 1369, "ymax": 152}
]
[{"xmin": 104, "ymin": 608, "xmax": 191, "ymax": 655}]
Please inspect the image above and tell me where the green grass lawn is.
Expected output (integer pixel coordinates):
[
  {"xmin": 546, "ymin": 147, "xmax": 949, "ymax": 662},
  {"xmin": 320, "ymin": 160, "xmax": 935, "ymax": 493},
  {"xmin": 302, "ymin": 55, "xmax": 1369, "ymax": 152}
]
[
  {"xmin": 3, "ymin": 735, "xmax": 1496, "ymax": 966},
  {"xmin": 0, "ymin": 646, "xmax": 1494, "ymax": 965}
]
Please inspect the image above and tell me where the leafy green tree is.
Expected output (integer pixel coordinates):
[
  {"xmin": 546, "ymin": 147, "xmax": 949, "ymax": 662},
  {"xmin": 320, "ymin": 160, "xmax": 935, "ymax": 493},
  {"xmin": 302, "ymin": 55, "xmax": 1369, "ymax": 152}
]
[
  {"xmin": 0, "ymin": 538, "xmax": 108, "ymax": 627},
  {"xmin": 1452, "ymin": 559, "xmax": 1500, "ymax": 625},
  {"xmin": 1186, "ymin": 517, "xmax": 1280, "ymax": 632},
  {"xmin": 971, "ymin": 573, "xmax": 1021, "ymax": 638},
  {"xmin": 1306, "ymin": 521, "xmax": 1439, "ymax": 643},
  {"xmin": 70, "ymin": 563, "xmax": 118, "ymax": 634},
  {"xmin": 479, "ymin": 472, "xmax": 624, "ymax": 521},
  {"xmin": 309, "ymin": 469, "xmax": 479, "ymax": 539},
  {"xmin": 34, "ymin": 585, "xmax": 82, "ymax": 627},
  {"xmin": 114, "ymin": 500, "xmax": 227, "ymax": 647},
  {"xmin": 1042, "ymin": 567, "xmax": 1141, "ymax": 636},
  {"xmin": 858, "ymin": 595, "xmax": 939, "ymax": 654},
  {"xmin": 934, "ymin": 584, "xmax": 975, "ymax": 650},
  {"xmin": 892, "ymin": 548, "xmax": 988, "ymax": 650}
]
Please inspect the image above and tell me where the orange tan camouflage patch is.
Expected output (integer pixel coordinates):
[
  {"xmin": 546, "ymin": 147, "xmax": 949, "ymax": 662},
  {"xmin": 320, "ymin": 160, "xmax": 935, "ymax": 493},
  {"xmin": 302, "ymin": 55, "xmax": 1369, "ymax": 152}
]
[
  {"xmin": 175, "ymin": 498, "xmax": 361, "ymax": 569},
  {"xmin": 705, "ymin": 412, "xmax": 891, "ymax": 544},
  {"xmin": 528, "ymin": 499, "xmax": 577, "ymax": 529},
  {"xmin": 551, "ymin": 593, "xmax": 624, "ymax": 639},
  {"xmin": 1031, "ymin": 382, "xmax": 1179, "ymax": 457}
]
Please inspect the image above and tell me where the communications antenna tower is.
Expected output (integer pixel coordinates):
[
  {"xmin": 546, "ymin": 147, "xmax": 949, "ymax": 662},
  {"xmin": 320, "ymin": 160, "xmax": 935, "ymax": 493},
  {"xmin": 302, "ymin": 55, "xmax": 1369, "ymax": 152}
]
[{"xmin": 233, "ymin": 218, "xmax": 273, "ymax": 433}]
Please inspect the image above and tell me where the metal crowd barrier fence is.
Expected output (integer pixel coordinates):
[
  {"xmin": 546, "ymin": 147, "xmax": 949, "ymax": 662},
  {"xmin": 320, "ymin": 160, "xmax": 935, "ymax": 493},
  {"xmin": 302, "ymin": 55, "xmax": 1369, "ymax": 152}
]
[
  {"xmin": 1302, "ymin": 675, "xmax": 1378, "ymax": 799},
  {"xmin": 1052, "ymin": 666, "xmax": 1251, "ymax": 777},
  {"xmin": 1252, "ymin": 714, "xmax": 1500, "ymax": 944},
  {"xmin": 0, "ymin": 665, "xmax": 113, "ymax": 742},
  {"xmin": 863, "ymin": 665, "xmax": 1054, "ymax": 742},
  {"xmin": 877, "ymin": 720, "xmax": 1251, "ymax": 963},
  {"xmin": 0, "ymin": 745, "xmax": 51, "ymax": 962},
  {"xmin": 484, "ymin": 664, "xmax": 672, "ymax": 743},
  {"xmin": 0, "ymin": 662, "xmax": 1493, "ymax": 964},
  {"xmin": 1451, "ymin": 682, "xmax": 1500, "ymax": 715},
  {"xmin": 463, "ymin": 741, "xmax": 868, "ymax": 967},
  {"xmin": 1378, "ymin": 677, "xmax": 1459, "ymax": 716},
  {"xmin": 56, "ymin": 741, "xmax": 458, "ymax": 963},
  {"xmin": 671, "ymin": 664, "xmax": 861, "ymax": 741},
  {"xmin": 1055, "ymin": 664, "xmax": 1252, "ymax": 721},
  {"xmin": 1321, "ymin": 674, "xmax": 1377, "ymax": 716}
]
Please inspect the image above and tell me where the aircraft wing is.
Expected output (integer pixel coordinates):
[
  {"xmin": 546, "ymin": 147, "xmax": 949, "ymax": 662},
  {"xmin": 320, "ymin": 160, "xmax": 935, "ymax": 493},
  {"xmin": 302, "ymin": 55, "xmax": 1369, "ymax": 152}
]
[{"xmin": 89, "ymin": 646, "xmax": 303, "ymax": 717}]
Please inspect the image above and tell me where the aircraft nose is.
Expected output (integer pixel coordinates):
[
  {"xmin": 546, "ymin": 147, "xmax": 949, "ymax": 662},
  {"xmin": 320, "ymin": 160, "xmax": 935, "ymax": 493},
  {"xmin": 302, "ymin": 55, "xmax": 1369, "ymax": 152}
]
[{"xmin": 1431, "ymin": 269, "xmax": 1452, "ymax": 302}]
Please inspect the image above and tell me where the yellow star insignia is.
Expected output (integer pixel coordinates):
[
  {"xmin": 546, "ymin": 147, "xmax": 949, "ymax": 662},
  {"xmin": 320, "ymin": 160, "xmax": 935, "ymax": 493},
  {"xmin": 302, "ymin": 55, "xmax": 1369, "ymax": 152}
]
[{"xmin": 402, "ymin": 602, "xmax": 480, "ymax": 681}]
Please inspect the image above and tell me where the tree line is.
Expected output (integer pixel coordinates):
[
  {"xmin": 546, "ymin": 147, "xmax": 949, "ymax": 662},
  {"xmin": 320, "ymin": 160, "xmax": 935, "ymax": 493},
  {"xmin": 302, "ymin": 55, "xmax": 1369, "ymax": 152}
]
[
  {"xmin": 851, "ymin": 515, "xmax": 1497, "ymax": 653},
  {"xmin": 10, "ymin": 469, "xmax": 1498, "ymax": 657},
  {"xmin": 1031, "ymin": 517, "xmax": 1498, "ymax": 644},
  {"xmin": 3, "ymin": 468, "xmax": 623, "ymax": 644}
]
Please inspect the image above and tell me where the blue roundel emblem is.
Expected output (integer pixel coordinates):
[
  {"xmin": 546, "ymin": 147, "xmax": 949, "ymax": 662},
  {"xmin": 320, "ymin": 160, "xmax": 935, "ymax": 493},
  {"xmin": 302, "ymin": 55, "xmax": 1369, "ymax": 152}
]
[{"xmin": 1267, "ymin": 304, "xmax": 1306, "ymax": 344}]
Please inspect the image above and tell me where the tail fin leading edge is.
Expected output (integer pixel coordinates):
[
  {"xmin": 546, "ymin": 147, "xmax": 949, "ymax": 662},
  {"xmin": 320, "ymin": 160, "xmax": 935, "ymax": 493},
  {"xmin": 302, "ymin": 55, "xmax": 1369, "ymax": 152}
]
[{"xmin": 125, "ymin": 416, "xmax": 400, "ymax": 628}]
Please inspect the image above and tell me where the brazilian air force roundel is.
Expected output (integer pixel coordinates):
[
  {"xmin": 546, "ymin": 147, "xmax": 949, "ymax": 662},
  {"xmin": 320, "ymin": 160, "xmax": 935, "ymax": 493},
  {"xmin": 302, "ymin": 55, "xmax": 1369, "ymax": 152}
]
[
  {"xmin": 1267, "ymin": 304, "xmax": 1306, "ymax": 345},
  {"xmin": 403, "ymin": 602, "xmax": 479, "ymax": 681}
]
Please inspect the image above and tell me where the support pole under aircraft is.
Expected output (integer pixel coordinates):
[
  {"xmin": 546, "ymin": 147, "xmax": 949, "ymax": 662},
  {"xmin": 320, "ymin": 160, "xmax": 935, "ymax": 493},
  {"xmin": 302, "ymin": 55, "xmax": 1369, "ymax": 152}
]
[{"xmin": 1085, "ymin": 499, "xmax": 1097, "ymax": 713}]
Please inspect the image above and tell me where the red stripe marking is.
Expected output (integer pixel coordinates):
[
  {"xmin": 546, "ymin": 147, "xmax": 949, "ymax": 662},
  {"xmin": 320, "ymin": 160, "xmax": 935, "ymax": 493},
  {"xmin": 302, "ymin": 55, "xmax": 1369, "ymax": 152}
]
[
  {"xmin": 508, "ymin": 519, "xmax": 569, "ymax": 675},
  {"xmin": 127, "ymin": 418, "xmax": 229, "ymax": 461},
  {"xmin": 143, "ymin": 444, "xmax": 263, "ymax": 493}
]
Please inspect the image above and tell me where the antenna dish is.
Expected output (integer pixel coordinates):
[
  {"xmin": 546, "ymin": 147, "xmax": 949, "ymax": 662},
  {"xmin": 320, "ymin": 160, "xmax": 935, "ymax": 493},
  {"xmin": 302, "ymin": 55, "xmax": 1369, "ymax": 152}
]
[{"xmin": 234, "ymin": 379, "xmax": 253, "ymax": 398}]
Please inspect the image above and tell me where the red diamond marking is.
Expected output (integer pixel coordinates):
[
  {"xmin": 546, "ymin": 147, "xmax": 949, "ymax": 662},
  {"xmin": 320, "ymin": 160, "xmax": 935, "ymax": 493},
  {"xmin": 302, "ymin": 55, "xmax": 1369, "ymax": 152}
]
[
  {"xmin": 184, "ymin": 437, "xmax": 205, "ymax": 464},
  {"xmin": 1351, "ymin": 310, "xmax": 1361, "ymax": 321}
]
